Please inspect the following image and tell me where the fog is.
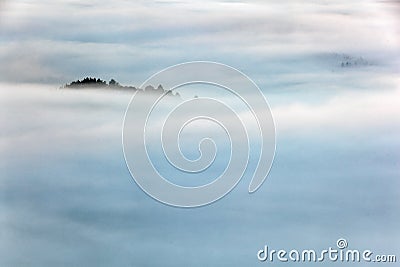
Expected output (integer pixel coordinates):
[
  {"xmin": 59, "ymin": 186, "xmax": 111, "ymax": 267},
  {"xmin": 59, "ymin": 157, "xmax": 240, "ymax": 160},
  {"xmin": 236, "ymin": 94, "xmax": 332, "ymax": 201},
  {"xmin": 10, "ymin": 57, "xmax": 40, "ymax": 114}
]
[
  {"xmin": 1, "ymin": 0, "xmax": 399, "ymax": 266},
  {"xmin": 1, "ymin": 77, "xmax": 399, "ymax": 266}
]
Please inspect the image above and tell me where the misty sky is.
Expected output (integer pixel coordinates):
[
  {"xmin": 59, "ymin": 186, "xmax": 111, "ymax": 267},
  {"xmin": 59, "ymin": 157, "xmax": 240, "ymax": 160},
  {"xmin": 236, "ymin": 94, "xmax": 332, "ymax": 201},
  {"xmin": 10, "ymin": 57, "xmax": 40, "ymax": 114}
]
[
  {"xmin": 1, "ymin": 1, "xmax": 400, "ymax": 266},
  {"xmin": 0, "ymin": 0, "xmax": 399, "ymax": 85}
]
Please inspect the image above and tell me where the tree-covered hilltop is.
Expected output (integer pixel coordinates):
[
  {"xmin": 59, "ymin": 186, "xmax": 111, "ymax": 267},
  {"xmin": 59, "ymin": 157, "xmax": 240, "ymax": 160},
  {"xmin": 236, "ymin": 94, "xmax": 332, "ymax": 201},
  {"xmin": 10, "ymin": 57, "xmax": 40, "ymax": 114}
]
[
  {"xmin": 62, "ymin": 77, "xmax": 180, "ymax": 97},
  {"xmin": 63, "ymin": 77, "xmax": 136, "ymax": 90}
]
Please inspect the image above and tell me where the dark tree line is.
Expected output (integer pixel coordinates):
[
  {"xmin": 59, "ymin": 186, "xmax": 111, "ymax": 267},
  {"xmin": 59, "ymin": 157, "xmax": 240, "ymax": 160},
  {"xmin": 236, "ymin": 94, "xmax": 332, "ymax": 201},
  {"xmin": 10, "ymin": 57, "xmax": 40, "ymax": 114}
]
[
  {"xmin": 62, "ymin": 77, "xmax": 180, "ymax": 97},
  {"xmin": 63, "ymin": 77, "xmax": 135, "ymax": 89}
]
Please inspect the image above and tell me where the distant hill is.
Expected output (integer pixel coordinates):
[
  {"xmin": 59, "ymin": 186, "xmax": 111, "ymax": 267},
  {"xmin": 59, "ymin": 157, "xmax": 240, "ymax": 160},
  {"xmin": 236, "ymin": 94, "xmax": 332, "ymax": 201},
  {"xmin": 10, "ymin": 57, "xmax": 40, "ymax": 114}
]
[
  {"xmin": 62, "ymin": 77, "xmax": 180, "ymax": 97},
  {"xmin": 338, "ymin": 54, "xmax": 370, "ymax": 68},
  {"xmin": 62, "ymin": 77, "xmax": 136, "ymax": 90}
]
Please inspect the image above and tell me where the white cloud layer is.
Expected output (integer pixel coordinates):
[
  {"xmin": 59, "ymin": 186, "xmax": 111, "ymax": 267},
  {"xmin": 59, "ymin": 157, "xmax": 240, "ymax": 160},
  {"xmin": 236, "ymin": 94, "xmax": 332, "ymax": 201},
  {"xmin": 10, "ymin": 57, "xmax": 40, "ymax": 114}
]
[{"xmin": 0, "ymin": 0, "xmax": 399, "ymax": 84}]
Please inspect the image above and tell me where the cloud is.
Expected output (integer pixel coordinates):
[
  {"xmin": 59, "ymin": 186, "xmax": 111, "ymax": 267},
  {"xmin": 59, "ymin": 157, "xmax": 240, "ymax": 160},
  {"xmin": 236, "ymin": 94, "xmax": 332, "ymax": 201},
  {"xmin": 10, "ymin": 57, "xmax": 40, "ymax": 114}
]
[
  {"xmin": 1, "ymin": 1, "xmax": 399, "ymax": 265},
  {"xmin": 0, "ymin": 0, "xmax": 399, "ymax": 84},
  {"xmin": 272, "ymin": 87, "xmax": 400, "ymax": 135},
  {"xmin": 1, "ymin": 83, "xmax": 399, "ymax": 266}
]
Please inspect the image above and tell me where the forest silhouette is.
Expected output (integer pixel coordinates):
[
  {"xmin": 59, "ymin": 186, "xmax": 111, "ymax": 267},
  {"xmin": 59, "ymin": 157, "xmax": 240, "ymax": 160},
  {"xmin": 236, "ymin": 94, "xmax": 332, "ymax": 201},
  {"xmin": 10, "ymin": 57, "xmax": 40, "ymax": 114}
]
[{"xmin": 63, "ymin": 77, "xmax": 180, "ymax": 97}]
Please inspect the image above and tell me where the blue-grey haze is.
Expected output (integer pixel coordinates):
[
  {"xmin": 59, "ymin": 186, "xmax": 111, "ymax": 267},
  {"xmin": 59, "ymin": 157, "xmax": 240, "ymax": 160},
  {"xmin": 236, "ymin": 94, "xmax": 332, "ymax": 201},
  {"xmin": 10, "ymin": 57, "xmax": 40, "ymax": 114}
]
[{"xmin": 0, "ymin": 0, "xmax": 399, "ymax": 266}]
